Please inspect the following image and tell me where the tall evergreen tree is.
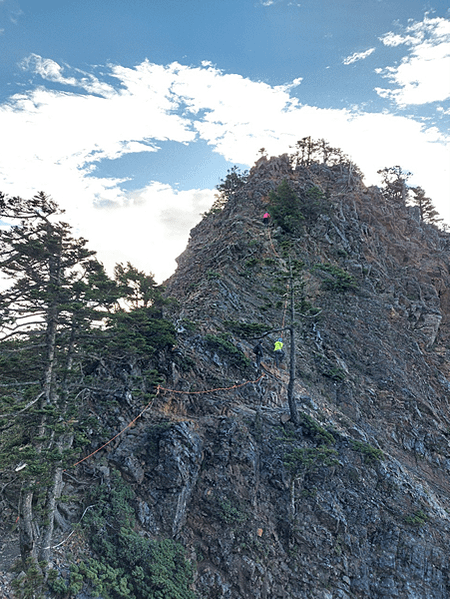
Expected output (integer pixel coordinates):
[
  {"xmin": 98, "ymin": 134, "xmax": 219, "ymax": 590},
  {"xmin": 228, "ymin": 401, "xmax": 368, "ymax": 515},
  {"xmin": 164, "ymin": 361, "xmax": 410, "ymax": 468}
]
[{"xmin": 0, "ymin": 192, "xmax": 120, "ymax": 566}]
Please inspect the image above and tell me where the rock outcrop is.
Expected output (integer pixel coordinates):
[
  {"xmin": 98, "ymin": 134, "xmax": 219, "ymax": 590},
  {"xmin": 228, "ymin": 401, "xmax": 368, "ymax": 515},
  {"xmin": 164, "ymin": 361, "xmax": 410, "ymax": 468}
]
[
  {"xmin": 160, "ymin": 157, "xmax": 450, "ymax": 598},
  {"xmin": 6, "ymin": 155, "xmax": 450, "ymax": 599}
]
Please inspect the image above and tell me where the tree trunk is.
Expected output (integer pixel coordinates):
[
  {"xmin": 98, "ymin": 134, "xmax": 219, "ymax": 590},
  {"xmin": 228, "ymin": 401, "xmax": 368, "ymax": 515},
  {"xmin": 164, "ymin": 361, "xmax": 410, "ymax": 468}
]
[
  {"xmin": 38, "ymin": 466, "xmax": 64, "ymax": 562},
  {"xmin": 287, "ymin": 260, "xmax": 299, "ymax": 425},
  {"xmin": 19, "ymin": 487, "xmax": 37, "ymax": 563}
]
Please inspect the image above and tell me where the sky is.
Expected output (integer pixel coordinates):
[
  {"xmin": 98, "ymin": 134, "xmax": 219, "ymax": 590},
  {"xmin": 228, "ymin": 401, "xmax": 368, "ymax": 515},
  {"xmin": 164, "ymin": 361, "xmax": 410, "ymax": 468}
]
[{"xmin": 0, "ymin": 0, "xmax": 449, "ymax": 282}]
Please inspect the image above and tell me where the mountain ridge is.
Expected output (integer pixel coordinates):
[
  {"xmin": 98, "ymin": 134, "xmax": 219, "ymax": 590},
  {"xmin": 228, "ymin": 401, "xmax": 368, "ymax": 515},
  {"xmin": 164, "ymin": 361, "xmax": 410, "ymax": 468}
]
[{"xmin": 3, "ymin": 151, "xmax": 450, "ymax": 599}]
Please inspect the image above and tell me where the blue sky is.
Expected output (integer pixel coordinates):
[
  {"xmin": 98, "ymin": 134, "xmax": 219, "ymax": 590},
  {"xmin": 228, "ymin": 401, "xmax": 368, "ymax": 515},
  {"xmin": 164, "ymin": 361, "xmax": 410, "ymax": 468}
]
[{"xmin": 0, "ymin": 0, "xmax": 449, "ymax": 281}]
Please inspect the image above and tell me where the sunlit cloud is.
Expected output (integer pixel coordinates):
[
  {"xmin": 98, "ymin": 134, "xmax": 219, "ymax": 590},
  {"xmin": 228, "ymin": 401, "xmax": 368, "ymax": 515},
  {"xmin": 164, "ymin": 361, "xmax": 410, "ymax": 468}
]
[
  {"xmin": 343, "ymin": 48, "xmax": 376, "ymax": 65},
  {"xmin": 376, "ymin": 16, "xmax": 450, "ymax": 106},
  {"xmin": 1, "ymin": 55, "xmax": 449, "ymax": 280}
]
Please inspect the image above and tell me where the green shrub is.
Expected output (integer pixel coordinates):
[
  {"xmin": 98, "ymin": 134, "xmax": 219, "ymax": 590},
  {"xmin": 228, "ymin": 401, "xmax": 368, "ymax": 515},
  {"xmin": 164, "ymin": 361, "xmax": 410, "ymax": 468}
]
[
  {"xmin": 205, "ymin": 333, "xmax": 251, "ymax": 369},
  {"xmin": 284, "ymin": 446, "xmax": 339, "ymax": 476},
  {"xmin": 218, "ymin": 499, "xmax": 247, "ymax": 525},
  {"xmin": 11, "ymin": 559, "xmax": 45, "ymax": 599},
  {"xmin": 313, "ymin": 263, "xmax": 357, "ymax": 292},
  {"xmin": 299, "ymin": 412, "xmax": 336, "ymax": 446},
  {"xmin": 301, "ymin": 186, "xmax": 329, "ymax": 222},
  {"xmin": 269, "ymin": 180, "xmax": 305, "ymax": 235},
  {"xmin": 223, "ymin": 320, "xmax": 270, "ymax": 338},
  {"xmin": 69, "ymin": 472, "xmax": 197, "ymax": 599},
  {"xmin": 206, "ymin": 270, "xmax": 221, "ymax": 280},
  {"xmin": 324, "ymin": 366, "xmax": 347, "ymax": 381},
  {"xmin": 404, "ymin": 509, "xmax": 428, "ymax": 527},
  {"xmin": 244, "ymin": 257, "xmax": 259, "ymax": 268},
  {"xmin": 350, "ymin": 440, "xmax": 384, "ymax": 464}
]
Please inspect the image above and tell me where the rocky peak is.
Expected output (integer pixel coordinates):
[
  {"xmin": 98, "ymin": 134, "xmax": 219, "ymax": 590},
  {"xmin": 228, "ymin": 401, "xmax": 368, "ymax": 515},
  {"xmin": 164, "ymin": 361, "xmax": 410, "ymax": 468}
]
[{"xmin": 158, "ymin": 155, "xmax": 450, "ymax": 598}]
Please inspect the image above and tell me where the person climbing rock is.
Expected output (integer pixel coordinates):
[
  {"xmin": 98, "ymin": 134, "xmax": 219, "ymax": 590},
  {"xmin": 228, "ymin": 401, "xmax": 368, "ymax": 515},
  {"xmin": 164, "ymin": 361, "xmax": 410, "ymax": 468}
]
[
  {"xmin": 263, "ymin": 212, "xmax": 270, "ymax": 226},
  {"xmin": 274, "ymin": 338, "xmax": 284, "ymax": 367},
  {"xmin": 253, "ymin": 341, "xmax": 264, "ymax": 369}
]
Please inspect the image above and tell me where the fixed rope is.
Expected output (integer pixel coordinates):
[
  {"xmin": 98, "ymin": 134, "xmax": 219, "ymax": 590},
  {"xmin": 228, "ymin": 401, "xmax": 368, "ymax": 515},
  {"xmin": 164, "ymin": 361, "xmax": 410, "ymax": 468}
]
[
  {"xmin": 69, "ymin": 389, "xmax": 160, "ymax": 468},
  {"xmin": 157, "ymin": 373, "xmax": 265, "ymax": 395},
  {"xmin": 69, "ymin": 374, "xmax": 265, "ymax": 469}
]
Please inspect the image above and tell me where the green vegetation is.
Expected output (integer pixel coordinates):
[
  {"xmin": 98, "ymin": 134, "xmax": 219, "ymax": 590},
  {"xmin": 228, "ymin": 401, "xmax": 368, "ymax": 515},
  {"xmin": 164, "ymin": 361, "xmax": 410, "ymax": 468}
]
[
  {"xmin": 223, "ymin": 320, "xmax": 270, "ymax": 338},
  {"xmin": 284, "ymin": 446, "xmax": 339, "ymax": 476},
  {"xmin": 282, "ymin": 413, "xmax": 338, "ymax": 477},
  {"xmin": 301, "ymin": 186, "xmax": 329, "ymax": 222},
  {"xmin": 0, "ymin": 192, "xmax": 176, "ymax": 577},
  {"xmin": 299, "ymin": 412, "xmax": 336, "ymax": 446},
  {"xmin": 404, "ymin": 509, "xmax": 428, "ymax": 527},
  {"xmin": 48, "ymin": 472, "xmax": 196, "ymax": 599},
  {"xmin": 269, "ymin": 179, "xmax": 331, "ymax": 237},
  {"xmin": 350, "ymin": 440, "xmax": 384, "ymax": 464},
  {"xmin": 216, "ymin": 165, "xmax": 249, "ymax": 198},
  {"xmin": 290, "ymin": 137, "xmax": 358, "ymax": 169},
  {"xmin": 323, "ymin": 366, "xmax": 347, "ymax": 381},
  {"xmin": 269, "ymin": 179, "xmax": 305, "ymax": 235},
  {"xmin": 218, "ymin": 499, "xmax": 248, "ymax": 525},
  {"xmin": 178, "ymin": 318, "xmax": 198, "ymax": 332},
  {"xmin": 313, "ymin": 263, "xmax": 358, "ymax": 292},
  {"xmin": 11, "ymin": 560, "xmax": 46, "ymax": 599},
  {"xmin": 410, "ymin": 186, "xmax": 442, "ymax": 225},
  {"xmin": 244, "ymin": 257, "xmax": 259, "ymax": 268},
  {"xmin": 205, "ymin": 333, "xmax": 251, "ymax": 369},
  {"xmin": 206, "ymin": 269, "xmax": 221, "ymax": 280},
  {"xmin": 296, "ymin": 297, "xmax": 321, "ymax": 316}
]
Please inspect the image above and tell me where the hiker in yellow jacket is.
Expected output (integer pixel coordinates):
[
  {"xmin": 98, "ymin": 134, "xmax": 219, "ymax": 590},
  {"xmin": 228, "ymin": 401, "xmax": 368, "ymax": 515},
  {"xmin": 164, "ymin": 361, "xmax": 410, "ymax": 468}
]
[{"xmin": 274, "ymin": 338, "xmax": 284, "ymax": 367}]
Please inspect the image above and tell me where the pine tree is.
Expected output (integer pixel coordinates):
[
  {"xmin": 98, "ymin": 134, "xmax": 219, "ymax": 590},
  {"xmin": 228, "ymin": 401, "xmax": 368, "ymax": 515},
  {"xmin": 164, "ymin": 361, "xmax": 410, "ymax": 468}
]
[
  {"xmin": 378, "ymin": 165, "xmax": 411, "ymax": 205},
  {"xmin": 216, "ymin": 165, "xmax": 248, "ymax": 198},
  {"xmin": 410, "ymin": 186, "xmax": 442, "ymax": 226},
  {"xmin": 0, "ymin": 192, "xmax": 120, "ymax": 566},
  {"xmin": 269, "ymin": 179, "xmax": 304, "ymax": 234}
]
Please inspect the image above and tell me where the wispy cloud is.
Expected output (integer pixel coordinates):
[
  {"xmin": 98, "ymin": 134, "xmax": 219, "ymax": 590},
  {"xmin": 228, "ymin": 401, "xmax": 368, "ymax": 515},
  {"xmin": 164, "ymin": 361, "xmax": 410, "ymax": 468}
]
[
  {"xmin": 375, "ymin": 16, "xmax": 450, "ymax": 106},
  {"xmin": 21, "ymin": 54, "xmax": 79, "ymax": 86},
  {"xmin": 343, "ymin": 48, "xmax": 376, "ymax": 65},
  {"xmin": 20, "ymin": 54, "xmax": 117, "ymax": 97},
  {"xmin": 1, "ymin": 55, "xmax": 449, "ymax": 279},
  {"xmin": 275, "ymin": 77, "xmax": 303, "ymax": 92}
]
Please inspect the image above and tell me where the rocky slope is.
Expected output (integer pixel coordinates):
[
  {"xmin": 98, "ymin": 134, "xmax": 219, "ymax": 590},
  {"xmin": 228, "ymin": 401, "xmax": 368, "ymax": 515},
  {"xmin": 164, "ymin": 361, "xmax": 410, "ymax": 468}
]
[
  {"xmin": 159, "ymin": 155, "xmax": 450, "ymax": 598},
  {"xmin": 4, "ymin": 154, "xmax": 450, "ymax": 599}
]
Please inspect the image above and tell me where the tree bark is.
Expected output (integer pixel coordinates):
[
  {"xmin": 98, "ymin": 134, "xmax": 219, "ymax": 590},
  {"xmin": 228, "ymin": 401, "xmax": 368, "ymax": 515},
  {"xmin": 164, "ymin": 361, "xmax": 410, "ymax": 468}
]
[
  {"xmin": 287, "ymin": 259, "xmax": 299, "ymax": 425},
  {"xmin": 38, "ymin": 466, "xmax": 64, "ymax": 562},
  {"xmin": 19, "ymin": 487, "xmax": 36, "ymax": 563}
]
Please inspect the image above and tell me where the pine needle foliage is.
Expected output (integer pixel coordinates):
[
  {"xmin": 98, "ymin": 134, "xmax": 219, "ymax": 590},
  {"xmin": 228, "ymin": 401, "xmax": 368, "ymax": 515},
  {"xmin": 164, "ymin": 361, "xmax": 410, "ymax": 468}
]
[
  {"xmin": 53, "ymin": 471, "xmax": 197, "ymax": 599},
  {"xmin": 269, "ymin": 179, "xmax": 305, "ymax": 235}
]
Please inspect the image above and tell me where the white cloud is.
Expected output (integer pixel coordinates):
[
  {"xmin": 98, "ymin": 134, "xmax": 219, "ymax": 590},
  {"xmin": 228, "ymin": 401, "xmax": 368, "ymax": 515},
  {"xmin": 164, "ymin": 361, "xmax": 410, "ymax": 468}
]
[
  {"xmin": 0, "ymin": 56, "xmax": 449, "ymax": 281},
  {"xmin": 376, "ymin": 16, "xmax": 450, "ymax": 105},
  {"xmin": 343, "ymin": 48, "xmax": 376, "ymax": 65},
  {"xmin": 21, "ymin": 54, "xmax": 78, "ymax": 86},
  {"xmin": 79, "ymin": 184, "xmax": 215, "ymax": 281},
  {"xmin": 275, "ymin": 77, "xmax": 303, "ymax": 92}
]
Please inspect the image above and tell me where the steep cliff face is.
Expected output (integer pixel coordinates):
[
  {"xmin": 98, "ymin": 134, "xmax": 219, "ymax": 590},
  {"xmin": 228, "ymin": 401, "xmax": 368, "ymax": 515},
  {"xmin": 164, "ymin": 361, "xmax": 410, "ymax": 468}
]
[
  {"xmin": 152, "ymin": 155, "xmax": 450, "ymax": 599},
  {"xmin": 5, "ymin": 155, "xmax": 450, "ymax": 599}
]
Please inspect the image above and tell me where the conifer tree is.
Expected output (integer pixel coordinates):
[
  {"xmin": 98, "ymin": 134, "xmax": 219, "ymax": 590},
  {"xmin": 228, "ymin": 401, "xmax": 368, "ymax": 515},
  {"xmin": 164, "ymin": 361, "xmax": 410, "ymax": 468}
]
[
  {"xmin": 216, "ymin": 165, "xmax": 248, "ymax": 198},
  {"xmin": 378, "ymin": 165, "xmax": 411, "ymax": 205},
  {"xmin": 410, "ymin": 186, "xmax": 442, "ymax": 225},
  {"xmin": 0, "ymin": 192, "xmax": 120, "ymax": 566},
  {"xmin": 269, "ymin": 179, "xmax": 304, "ymax": 234}
]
